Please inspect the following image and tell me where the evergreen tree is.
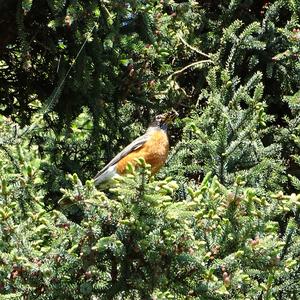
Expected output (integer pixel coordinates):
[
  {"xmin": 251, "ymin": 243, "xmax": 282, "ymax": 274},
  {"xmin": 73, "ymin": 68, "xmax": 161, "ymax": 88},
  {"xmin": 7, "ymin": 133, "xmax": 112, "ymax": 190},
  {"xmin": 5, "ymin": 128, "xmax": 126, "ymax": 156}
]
[{"xmin": 0, "ymin": 1, "xmax": 300, "ymax": 299}]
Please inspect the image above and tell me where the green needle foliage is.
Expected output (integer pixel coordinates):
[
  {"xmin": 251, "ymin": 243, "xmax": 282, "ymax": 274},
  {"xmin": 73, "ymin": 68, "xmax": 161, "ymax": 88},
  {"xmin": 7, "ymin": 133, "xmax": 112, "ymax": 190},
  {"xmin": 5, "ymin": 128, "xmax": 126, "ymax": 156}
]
[
  {"xmin": 165, "ymin": 69, "xmax": 286, "ymax": 192},
  {"xmin": 1, "ymin": 147, "xmax": 300, "ymax": 298}
]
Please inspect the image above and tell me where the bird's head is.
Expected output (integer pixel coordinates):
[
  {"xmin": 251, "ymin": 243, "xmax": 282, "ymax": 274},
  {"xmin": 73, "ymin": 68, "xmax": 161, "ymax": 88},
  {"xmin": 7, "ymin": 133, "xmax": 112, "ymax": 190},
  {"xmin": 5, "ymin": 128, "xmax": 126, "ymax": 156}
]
[{"xmin": 149, "ymin": 109, "xmax": 178, "ymax": 131}]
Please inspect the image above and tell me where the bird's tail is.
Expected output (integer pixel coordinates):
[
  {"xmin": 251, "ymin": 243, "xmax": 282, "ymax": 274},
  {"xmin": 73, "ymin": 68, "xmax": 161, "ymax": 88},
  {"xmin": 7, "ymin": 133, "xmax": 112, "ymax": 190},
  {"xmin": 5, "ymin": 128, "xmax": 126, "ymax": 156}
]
[{"xmin": 93, "ymin": 165, "xmax": 117, "ymax": 186}]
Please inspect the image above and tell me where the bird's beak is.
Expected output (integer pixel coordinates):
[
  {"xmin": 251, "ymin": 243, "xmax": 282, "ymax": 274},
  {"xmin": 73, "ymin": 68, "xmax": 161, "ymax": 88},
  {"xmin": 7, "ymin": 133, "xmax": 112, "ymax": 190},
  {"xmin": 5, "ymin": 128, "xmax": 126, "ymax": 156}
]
[{"xmin": 164, "ymin": 109, "xmax": 178, "ymax": 124}]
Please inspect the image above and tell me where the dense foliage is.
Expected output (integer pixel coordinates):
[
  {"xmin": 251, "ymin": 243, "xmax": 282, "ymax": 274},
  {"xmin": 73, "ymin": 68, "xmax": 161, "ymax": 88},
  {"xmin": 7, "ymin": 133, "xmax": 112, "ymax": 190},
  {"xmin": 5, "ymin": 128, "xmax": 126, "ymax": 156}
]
[{"xmin": 0, "ymin": 0, "xmax": 300, "ymax": 299}]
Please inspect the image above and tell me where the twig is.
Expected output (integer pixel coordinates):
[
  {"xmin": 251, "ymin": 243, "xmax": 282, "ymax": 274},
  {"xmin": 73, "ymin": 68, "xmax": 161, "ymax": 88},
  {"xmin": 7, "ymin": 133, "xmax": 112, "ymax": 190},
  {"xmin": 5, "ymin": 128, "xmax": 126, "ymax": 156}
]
[
  {"xmin": 42, "ymin": 26, "xmax": 96, "ymax": 115},
  {"xmin": 102, "ymin": 4, "xmax": 113, "ymax": 18},
  {"xmin": 178, "ymin": 34, "xmax": 211, "ymax": 58},
  {"xmin": 167, "ymin": 59, "xmax": 212, "ymax": 80}
]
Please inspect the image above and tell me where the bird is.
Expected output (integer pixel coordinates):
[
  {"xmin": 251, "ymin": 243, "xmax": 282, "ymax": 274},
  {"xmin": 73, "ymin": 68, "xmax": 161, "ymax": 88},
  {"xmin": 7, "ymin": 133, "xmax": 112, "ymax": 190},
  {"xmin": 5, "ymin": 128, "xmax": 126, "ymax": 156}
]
[{"xmin": 93, "ymin": 110, "xmax": 178, "ymax": 186}]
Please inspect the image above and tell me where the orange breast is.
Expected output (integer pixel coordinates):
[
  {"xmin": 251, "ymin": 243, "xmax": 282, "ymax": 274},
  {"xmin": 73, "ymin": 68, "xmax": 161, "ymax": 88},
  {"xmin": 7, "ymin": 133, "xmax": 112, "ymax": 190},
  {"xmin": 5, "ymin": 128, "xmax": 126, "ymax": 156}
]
[{"xmin": 116, "ymin": 130, "xmax": 169, "ymax": 175}]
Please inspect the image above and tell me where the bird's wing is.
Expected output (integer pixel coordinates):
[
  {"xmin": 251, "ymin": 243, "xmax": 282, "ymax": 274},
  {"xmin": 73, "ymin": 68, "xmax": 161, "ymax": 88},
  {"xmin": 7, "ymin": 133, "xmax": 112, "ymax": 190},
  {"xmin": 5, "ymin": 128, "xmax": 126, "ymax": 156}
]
[{"xmin": 93, "ymin": 132, "xmax": 149, "ymax": 180}]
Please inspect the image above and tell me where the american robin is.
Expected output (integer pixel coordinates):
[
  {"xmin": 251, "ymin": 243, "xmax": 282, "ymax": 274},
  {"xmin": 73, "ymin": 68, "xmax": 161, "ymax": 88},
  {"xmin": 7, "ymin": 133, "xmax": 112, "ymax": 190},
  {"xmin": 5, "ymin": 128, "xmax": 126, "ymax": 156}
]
[{"xmin": 93, "ymin": 110, "xmax": 178, "ymax": 186}]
